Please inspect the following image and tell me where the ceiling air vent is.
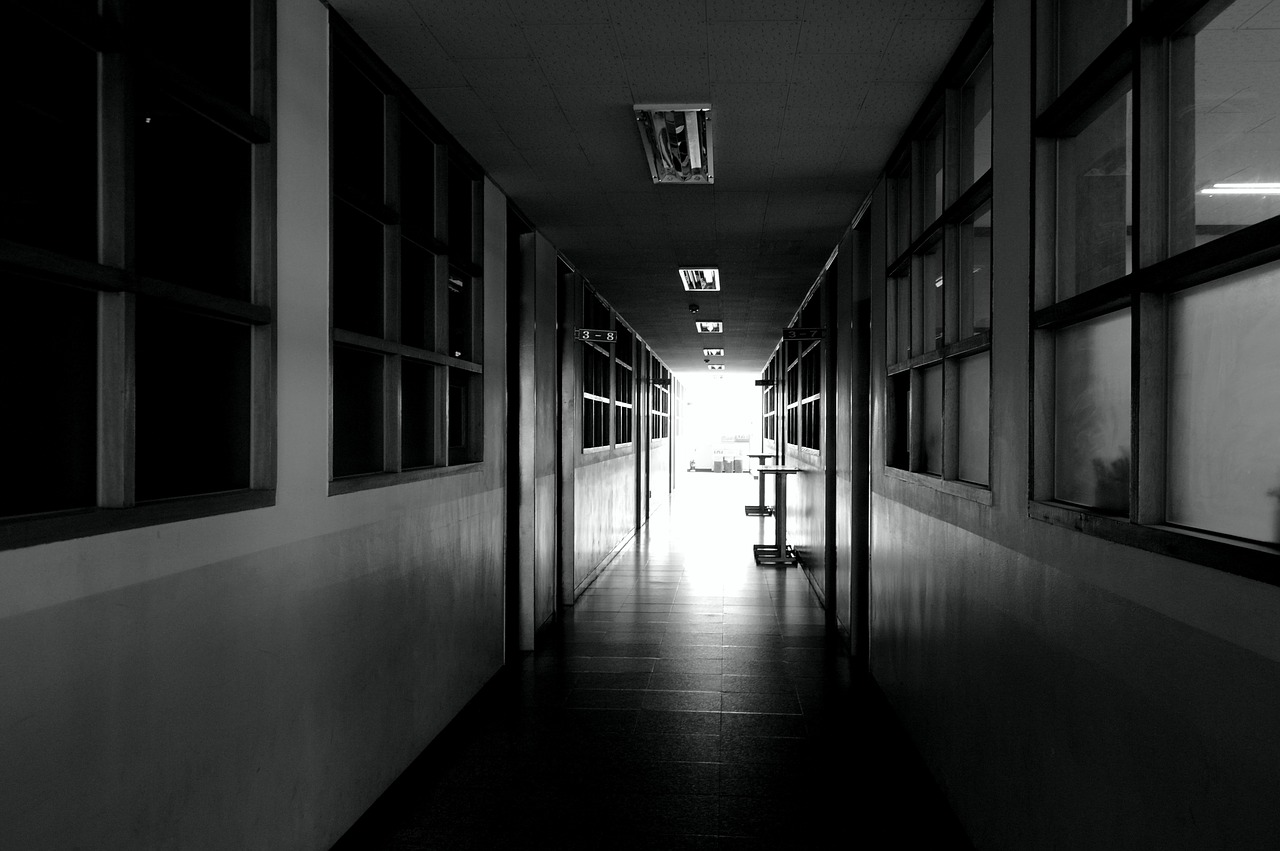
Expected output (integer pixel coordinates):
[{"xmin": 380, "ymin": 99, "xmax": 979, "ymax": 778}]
[
  {"xmin": 680, "ymin": 268, "xmax": 719, "ymax": 291},
  {"xmin": 635, "ymin": 105, "xmax": 713, "ymax": 185}
]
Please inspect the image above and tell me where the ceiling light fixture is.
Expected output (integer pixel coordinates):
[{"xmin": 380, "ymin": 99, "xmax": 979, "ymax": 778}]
[
  {"xmin": 708, "ymin": 364, "xmax": 725, "ymax": 371},
  {"xmin": 680, "ymin": 268, "xmax": 720, "ymax": 291},
  {"xmin": 695, "ymin": 321, "xmax": 723, "ymax": 333},
  {"xmin": 703, "ymin": 348, "xmax": 724, "ymax": 357},
  {"xmin": 1200, "ymin": 182, "xmax": 1280, "ymax": 195},
  {"xmin": 635, "ymin": 104, "xmax": 713, "ymax": 184}
]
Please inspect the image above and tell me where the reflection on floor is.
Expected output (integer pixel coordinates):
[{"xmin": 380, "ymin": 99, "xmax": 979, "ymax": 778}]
[{"xmin": 333, "ymin": 472, "xmax": 971, "ymax": 849}]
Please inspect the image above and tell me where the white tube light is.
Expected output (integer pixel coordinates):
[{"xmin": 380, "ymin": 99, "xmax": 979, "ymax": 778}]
[{"xmin": 1200, "ymin": 182, "xmax": 1280, "ymax": 195}]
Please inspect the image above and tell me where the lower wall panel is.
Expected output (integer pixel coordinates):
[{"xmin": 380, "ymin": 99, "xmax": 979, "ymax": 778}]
[
  {"xmin": 0, "ymin": 492, "xmax": 505, "ymax": 851},
  {"xmin": 573, "ymin": 452, "xmax": 638, "ymax": 595},
  {"xmin": 871, "ymin": 498, "xmax": 1280, "ymax": 850}
]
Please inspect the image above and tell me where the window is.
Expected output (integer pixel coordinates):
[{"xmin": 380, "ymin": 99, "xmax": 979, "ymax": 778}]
[
  {"xmin": 329, "ymin": 25, "xmax": 483, "ymax": 490},
  {"xmin": 761, "ymin": 355, "xmax": 778, "ymax": 443},
  {"xmin": 614, "ymin": 324, "xmax": 635, "ymax": 447},
  {"xmin": 650, "ymin": 355, "xmax": 670, "ymax": 440},
  {"xmin": 581, "ymin": 289, "xmax": 612, "ymax": 450},
  {"xmin": 794, "ymin": 286, "xmax": 824, "ymax": 452},
  {"xmin": 1, "ymin": 0, "xmax": 276, "ymax": 547},
  {"xmin": 1033, "ymin": 0, "xmax": 1280, "ymax": 572},
  {"xmin": 885, "ymin": 29, "xmax": 993, "ymax": 489}
]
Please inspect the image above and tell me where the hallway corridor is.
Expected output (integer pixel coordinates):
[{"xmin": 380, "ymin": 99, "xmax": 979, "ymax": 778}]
[{"xmin": 334, "ymin": 473, "xmax": 970, "ymax": 849}]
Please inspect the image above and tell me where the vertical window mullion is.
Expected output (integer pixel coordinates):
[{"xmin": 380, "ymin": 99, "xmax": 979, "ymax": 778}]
[
  {"xmin": 385, "ymin": 353, "xmax": 402, "ymax": 472},
  {"xmin": 99, "ymin": 46, "xmax": 134, "ymax": 508}
]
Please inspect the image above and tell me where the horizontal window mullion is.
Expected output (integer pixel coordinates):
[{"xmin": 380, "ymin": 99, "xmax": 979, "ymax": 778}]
[
  {"xmin": 1034, "ymin": 280, "xmax": 1135, "ymax": 329},
  {"xmin": 0, "ymin": 240, "xmax": 269, "ymax": 324},
  {"xmin": 944, "ymin": 172, "xmax": 993, "ymax": 225},
  {"xmin": 1136, "ymin": 216, "xmax": 1280, "ymax": 297},
  {"xmin": 333, "ymin": 188, "xmax": 398, "ymax": 226},
  {"xmin": 140, "ymin": 58, "xmax": 272, "ymax": 144},
  {"xmin": 332, "ymin": 328, "xmax": 481, "ymax": 371},
  {"xmin": 402, "ymin": 230, "xmax": 447, "ymax": 256}
]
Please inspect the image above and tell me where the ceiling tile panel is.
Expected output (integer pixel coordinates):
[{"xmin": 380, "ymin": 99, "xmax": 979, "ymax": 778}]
[
  {"xmin": 623, "ymin": 54, "xmax": 713, "ymax": 103},
  {"xmin": 798, "ymin": 0, "xmax": 902, "ymax": 52},
  {"xmin": 791, "ymin": 52, "xmax": 882, "ymax": 86},
  {"xmin": 524, "ymin": 24, "xmax": 628, "ymax": 85},
  {"xmin": 352, "ymin": 25, "xmax": 460, "ymax": 89},
  {"xmin": 879, "ymin": 19, "xmax": 973, "ymax": 81},
  {"xmin": 858, "ymin": 81, "xmax": 934, "ymax": 124},
  {"xmin": 416, "ymin": 2, "xmax": 529, "ymax": 57},
  {"xmin": 409, "ymin": 86, "xmax": 509, "ymax": 139},
  {"xmin": 510, "ymin": 0, "xmax": 613, "ymax": 24},
  {"xmin": 707, "ymin": 0, "xmax": 804, "ymax": 21},
  {"xmin": 708, "ymin": 22, "xmax": 802, "ymax": 82},
  {"xmin": 899, "ymin": 0, "xmax": 985, "ymax": 18}
]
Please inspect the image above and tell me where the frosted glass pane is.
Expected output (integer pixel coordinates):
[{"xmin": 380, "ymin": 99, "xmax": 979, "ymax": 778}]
[
  {"xmin": 964, "ymin": 51, "xmax": 992, "ymax": 187},
  {"xmin": 922, "ymin": 243, "xmax": 943, "ymax": 352},
  {"xmin": 1057, "ymin": 89, "xmax": 1132, "ymax": 299},
  {"xmin": 1168, "ymin": 262, "xmax": 1280, "ymax": 543},
  {"xmin": 1054, "ymin": 311, "xmax": 1130, "ymax": 513},
  {"xmin": 921, "ymin": 364, "xmax": 943, "ymax": 475},
  {"xmin": 958, "ymin": 352, "xmax": 990, "ymax": 485},
  {"xmin": 897, "ymin": 277, "xmax": 911, "ymax": 362},
  {"xmin": 1058, "ymin": 0, "xmax": 1129, "ymax": 92},
  {"xmin": 961, "ymin": 205, "xmax": 991, "ymax": 338}
]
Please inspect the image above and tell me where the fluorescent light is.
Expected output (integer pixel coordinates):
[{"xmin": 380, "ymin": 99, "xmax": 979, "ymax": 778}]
[
  {"xmin": 695, "ymin": 321, "xmax": 723, "ymax": 333},
  {"xmin": 634, "ymin": 104, "xmax": 714, "ymax": 185},
  {"xmin": 680, "ymin": 268, "xmax": 720, "ymax": 291},
  {"xmin": 708, "ymin": 364, "xmax": 725, "ymax": 371},
  {"xmin": 1200, "ymin": 182, "xmax": 1280, "ymax": 195},
  {"xmin": 703, "ymin": 348, "xmax": 724, "ymax": 357}
]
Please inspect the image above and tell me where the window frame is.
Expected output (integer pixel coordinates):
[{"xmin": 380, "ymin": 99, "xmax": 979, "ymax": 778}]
[
  {"xmin": 1030, "ymin": 0, "xmax": 1280, "ymax": 580},
  {"xmin": 328, "ymin": 19, "xmax": 485, "ymax": 495},
  {"xmin": 0, "ymin": 0, "xmax": 278, "ymax": 550},
  {"xmin": 883, "ymin": 20, "xmax": 995, "ymax": 504}
]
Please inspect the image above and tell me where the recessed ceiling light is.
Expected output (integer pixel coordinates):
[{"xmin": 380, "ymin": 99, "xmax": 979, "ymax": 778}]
[
  {"xmin": 695, "ymin": 321, "xmax": 723, "ymax": 333},
  {"xmin": 680, "ymin": 268, "xmax": 720, "ymax": 291},
  {"xmin": 703, "ymin": 348, "xmax": 724, "ymax": 357},
  {"xmin": 708, "ymin": 364, "xmax": 725, "ymax": 371},
  {"xmin": 635, "ymin": 104, "xmax": 713, "ymax": 185}
]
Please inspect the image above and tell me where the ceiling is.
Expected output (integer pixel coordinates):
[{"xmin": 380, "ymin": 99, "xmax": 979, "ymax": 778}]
[{"xmin": 327, "ymin": 0, "xmax": 985, "ymax": 378}]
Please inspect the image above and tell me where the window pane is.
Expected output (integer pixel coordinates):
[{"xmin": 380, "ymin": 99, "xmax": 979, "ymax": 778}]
[
  {"xmin": 888, "ymin": 372, "xmax": 910, "ymax": 468},
  {"xmin": 920, "ymin": 241, "xmax": 944, "ymax": 352},
  {"xmin": 1057, "ymin": 87, "xmax": 1132, "ymax": 299},
  {"xmin": 1057, "ymin": 0, "xmax": 1130, "ymax": 93},
  {"xmin": 1, "ymin": 277, "xmax": 98, "ymax": 517},
  {"xmin": 892, "ymin": 168, "xmax": 912, "ymax": 258},
  {"xmin": 449, "ymin": 162, "xmax": 474, "ymax": 263},
  {"xmin": 333, "ymin": 345, "xmax": 384, "ymax": 477},
  {"xmin": 960, "ymin": 203, "xmax": 992, "ymax": 338},
  {"xmin": 401, "ymin": 240, "xmax": 434, "ymax": 349},
  {"xmin": 135, "ymin": 0, "xmax": 250, "ymax": 108},
  {"xmin": 333, "ymin": 199, "xmax": 385, "ymax": 337},
  {"xmin": 922, "ymin": 121, "xmax": 944, "ymax": 226},
  {"xmin": 136, "ymin": 91, "xmax": 252, "ymax": 298},
  {"xmin": 448, "ymin": 271, "xmax": 474, "ymax": 359},
  {"xmin": 448, "ymin": 368, "xmax": 481, "ymax": 463},
  {"xmin": 332, "ymin": 56, "xmax": 384, "ymax": 203},
  {"xmin": 957, "ymin": 352, "xmax": 990, "ymax": 485},
  {"xmin": 896, "ymin": 277, "xmax": 911, "ymax": 362},
  {"xmin": 136, "ymin": 301, "xmax": 252, "ymax": 501},
  {"xmin": 1054, "ymin": 310, "xmax": 1130, "ymax": 513},
  {"xmin": 400, "ymin": 119, "xmax": 436, "ymax": 246},
  {"xmin": 1, "ymin": 13, "xmax": 97, "ymax": 260},
  {"xmin": 1167, "ymin": 262, "xmax": 1280, "ymax": 543},
  {"xmin": 963, "ymin": 51, "xmax": 993, "ymax": 188},
  {"xmin": 1187, "ymin": 2, "xmax": 1280, "ymax": 245},
  {"xmin": 401, "ymin": 359, "xmax": 435, "ymax": 470},
  {"xmin": 920, "ymin": 364, "xmax": 943, "ymax": 475}
]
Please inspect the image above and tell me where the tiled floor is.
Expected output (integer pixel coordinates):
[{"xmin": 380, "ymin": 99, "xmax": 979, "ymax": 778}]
[{"xmin": 334, "ymin": 472, "xmax": 970, "ymax": 849}]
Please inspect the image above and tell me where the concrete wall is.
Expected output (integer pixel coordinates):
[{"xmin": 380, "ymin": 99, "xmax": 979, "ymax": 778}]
[
  {"xmin": 0, "ymin": 3, "xmax": 507, "ymax": 847},
  {"xmin": 866, "ymin": 2, "xmax": 1280, "ymax": 846}
]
